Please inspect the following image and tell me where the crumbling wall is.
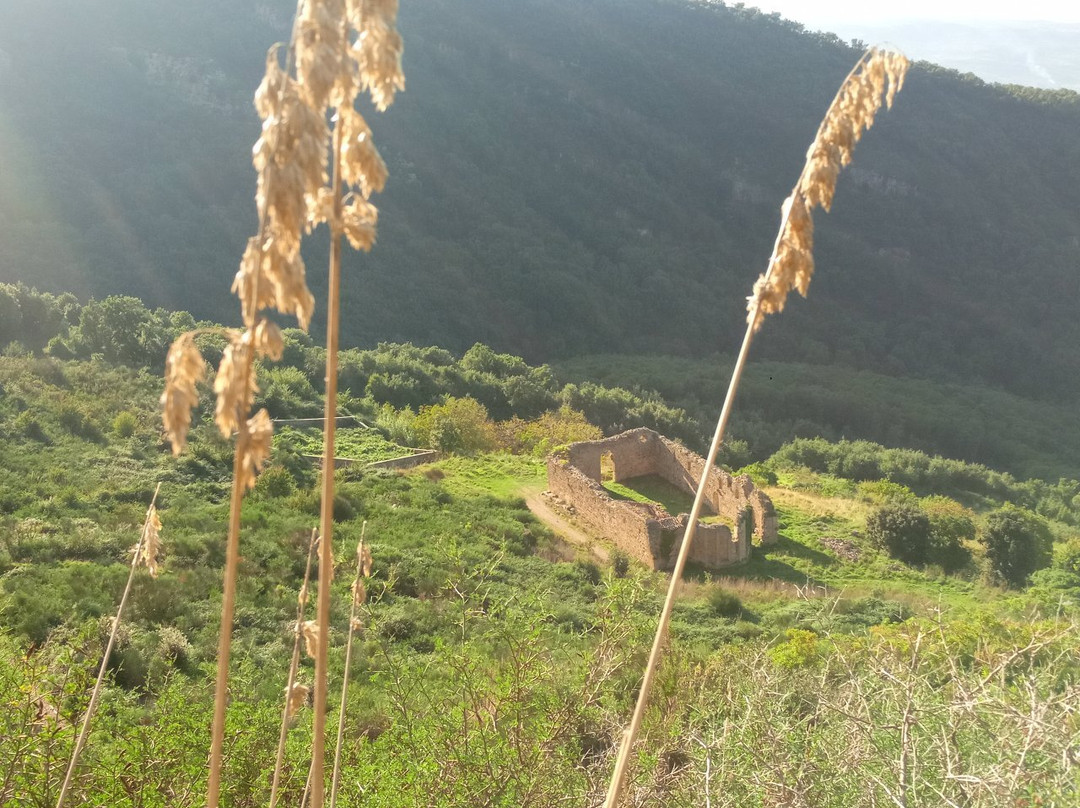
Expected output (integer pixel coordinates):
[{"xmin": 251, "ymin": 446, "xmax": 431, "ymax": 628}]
[
  {"xmin": 563, "ymin": 429, "xmax": 662, "ymax": 483},
  {"xmin": 547, "ymin": 428, "xmax": 778, "ymax": 570},
  {"xmin": 547, "ymin": 454, "xmax": 658, "ymax": 566}
]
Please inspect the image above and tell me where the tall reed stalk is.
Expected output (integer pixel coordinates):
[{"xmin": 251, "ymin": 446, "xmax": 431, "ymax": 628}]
[
  {"xmin": 311, "ymin": 48, "xmax": 347, "ymax": 803},
  {"xmin": 55, "ymin": 482, "xmax": 162, "ymax": 808},
  {"xmin": 330, "ymin": 523, "xmax": 370, "ymax": 808},
  {"xmin": 269, "ymin": 527, "xmax": 319, "ymax": 808},
  {"xmin": 602, "ymin": 47, "xmax": 909, "ymax": 808},
  {"xmin": 161, "ymin": 2, "xmax": 402, "ymax": 805}
]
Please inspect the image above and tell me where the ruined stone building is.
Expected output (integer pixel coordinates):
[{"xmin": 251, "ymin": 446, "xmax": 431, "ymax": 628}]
[{"xmin": 546, "ymin": 428, "xmax": 778, "ymax": 570}]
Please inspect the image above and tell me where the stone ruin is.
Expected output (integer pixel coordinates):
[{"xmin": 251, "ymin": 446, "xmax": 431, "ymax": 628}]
[{"xmin": 546, "ymin": 427, "xmax": 777, "ymax": 570}]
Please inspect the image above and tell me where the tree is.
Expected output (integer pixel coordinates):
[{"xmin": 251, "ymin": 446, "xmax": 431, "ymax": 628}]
[
  {"xmin": 412, "ymin": 397, "xmax": 496, "ymax": 455},
  {"xmin": 66, "ymin": 296, "xmax": 171, "ymax": 367},
  {"xmin": 922, "ymin": 495, "xmax": 975, "ymax": 573},
  {"xmin": 982, "ymin": 505, "xmax": 1052, "ymax": 588},
  {"xmin": 866, "ymin": 504, "xmax": 931, "ymax": 566}
]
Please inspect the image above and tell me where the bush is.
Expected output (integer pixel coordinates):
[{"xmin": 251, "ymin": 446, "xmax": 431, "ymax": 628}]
[
  {"xmin": 923, "ymin": 495, "xmax": 975, "ymax": 573},
  {"xmin": 856, "ymin": 480, "xmax": 916, "ymax": 505},
  {"xmin": 1054, "ymin": 537, "xmax": 1080, "ymax": 576},
  {"xmin": 982, "ymin": 505, "xmax": 1053, "ymax": 588},
  {"xmin": 769, "ymin": 628, "xmax": 821, "ymax": 669},
  {"xmin": 574, "ymin": 559, "xmax": 602, "ymax": 586},
  {"xmin": 707, "ymin": 587, "xmax": 743, "ymax": 618},
  {"xmin": 14, "ymin": 410, "xmax": 49, "ymax": 443},
  {"xmin": 57, "ymin": 402, "xmax": 103, "ymax": 441},
  {"xmin": 412, "ymin": 396, "xmax": 496, "ymax": 455},
  {"xmin": 252, "ymin": 465, "xmax": 295, "ymax": 499},
  {"xmin": 866, "ymin": 503, "xmax": 931, "ymax": 566},
  {"xmin": 496, "ymin": 406, "xmax": 602, "ymax": 455},
  {"xmin": 112, "ymin": 411, "xmax": 138, "ymax": 438},
  {"xmin": 612, "ymin": 550, "xmax": 630, "ymax": 579},
  {"xmin": 736, "ymin": 461, "xmax": 777, "ymax": 487}
]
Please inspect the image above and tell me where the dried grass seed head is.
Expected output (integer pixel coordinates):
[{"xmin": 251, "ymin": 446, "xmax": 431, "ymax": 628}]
[
  {"xmin": 340, "ymin": 108, "xmax": 388, "ymax": 198},
  {"xmin": 161, "ymin": 333, "xmax": 206, "ymax": 455},
  {"xmin": 296, "ymin": 0, "xmax": 349, "ymax": 112},
  {"xmin": 252, "ymin": 48, "xmax": 328, "ymax": 244},
  {"xmin": 233, "ymin": 234, "xmax": 317, "ymax": 330},
  {"xmin": 286, "ymin": 681, "xmax": 310, "ymax": 718},
  {"xmin": 214, "ymin": 330, "xmax": 257, "ymax": 438},
  {"xmin": 137, "ymin": 504, "xmax": 163, "ymax": 578},
  {"xmin": 359, "ymin": 542, "xmax": 372, "ymax": 577},
  {"xmin": 238, "ymin": 408, "xmax": 274, "ymax": 491},
  {"xmin": 349, "ymin": 0, "xmax": 405, "ymax": 111},
  {"xmin": 342, "ymin": 195, "xmax": 379, "ymax": 251},
  {"xmin": 253, "ymin": 318, "xmax": 285, "ymax": 361},
  {"xmin": 302, "ymin": 619, "xmax": 320, "ymax": 658},
  {"xmin": 748, "ymin": 47, "xmax": 908, "ymax": 332},
  {"xmin": 352, "ymin": 577, "xmax": 366, "ymax": 607}
]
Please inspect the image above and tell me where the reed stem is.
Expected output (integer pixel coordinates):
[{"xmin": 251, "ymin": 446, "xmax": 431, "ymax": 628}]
[
  {"xmin": 269, "ymin": 527, "xmax": 319, "ymax": 808},
  {"xmin": 310, "ymin": 36, "xmax": 348, "ymax": 806},
  {"xmin": 207, "ymin": 430, "xmax": 250, "ymax": 808},
  {"xmin": 601, "ymin": 310, "xmax": 760, "ymax": 808},
  {"xmin": 55, "ymin": 482, "xmax": 161, "ymax": 808},
  {"xmin": 601, "ymin": 47, "xmax": 904, "ymax": 807},
  {"xmin": 330, "ymin": 522, "xmax": 366, "ymax": 808}
]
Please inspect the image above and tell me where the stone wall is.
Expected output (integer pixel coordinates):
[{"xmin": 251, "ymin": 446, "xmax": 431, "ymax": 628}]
[
  {"xmin": 547, "ymin": 453, "xmax": 658, "ymax": 566},
  {"xmin": 547, "ymin": 427, "xmax": 776, "ymax": 570}
]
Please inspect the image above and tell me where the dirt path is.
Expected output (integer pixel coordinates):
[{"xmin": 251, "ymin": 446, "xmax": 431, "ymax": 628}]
[{"xmin": 522, "ymin": 490, "xmax": 610, "ymax": 562}]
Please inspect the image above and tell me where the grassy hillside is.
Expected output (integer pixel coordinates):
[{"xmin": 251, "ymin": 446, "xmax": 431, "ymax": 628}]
[
  {"xmin": 1, "ymin": 349, "xmax": 1078, "ymax": 804},
  {"xmin": 1, "ymin": 0, "xmax": 1080, "ymax": 401}
]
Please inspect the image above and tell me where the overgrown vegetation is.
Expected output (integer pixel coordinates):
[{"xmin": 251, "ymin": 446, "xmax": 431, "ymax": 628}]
[
  {"xmin": 1, "ymin": 343, "xmax": 1078, "ymax": 803},
  {"xmin": 2, "ymin": 1, "xmax": 1080, "ymax": 803}
]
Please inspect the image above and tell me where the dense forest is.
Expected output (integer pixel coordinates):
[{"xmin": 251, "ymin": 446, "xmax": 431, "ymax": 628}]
[{"xmin": 2, "ymin": 0, "xmax": 1080, "ymax": 402}]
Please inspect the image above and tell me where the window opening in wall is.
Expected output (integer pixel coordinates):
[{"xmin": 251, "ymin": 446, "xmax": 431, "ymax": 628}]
[
  {"xmin": 742, "ymin": 508, "xmax": 755, "ymax": 544},
  {"xmin": 660, "ymin": 528, "xmax": 679, "ymax": 562},
  {"xmin": 600, "ymin": 452, "xmax": 615, "ymax": 482}
]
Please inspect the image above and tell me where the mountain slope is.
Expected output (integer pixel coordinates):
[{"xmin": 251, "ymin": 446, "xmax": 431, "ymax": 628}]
[{"xmin": 1, "ymin": 0, "xmax": 1079, "ymax": 399}]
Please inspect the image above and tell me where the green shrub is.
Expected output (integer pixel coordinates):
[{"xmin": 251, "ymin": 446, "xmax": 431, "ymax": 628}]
[
  {"xmin": 856, "ymin": 479, "xmax": 915, "ymax": 505},
  {"xmin": 707, "ymin": 587, "xmax": 743, "ymax": 618},
  {"xmin": 923, "ymin": 495, "xmax": 976, "ymax": 573},
  {"xmin": 769, "ymin": 628, "xmax": 821, "ymax": 669},
  {"xmin": 412, "ymin": 396, "xmax": 496, "ymax": 455},
  {"xmin": 612, "ymin": 550, "xmax": 630, "ymax": 579},
  {"xmin": 574, "ymin": 559, "xmax": 602, "ymax": 586},
  {"xmin": 112, "ymin": 411, "xmax": 138, "ymax": 437},
  {"xmin": 14, "ymin": 409, "xmax": 49, "ymax": 443},
  {"xmin": 737, "ymin": 461, "xmax": 777, "ymax": 487},
  {"xmin": 252, "ymin": 465, "xmax": 295, "ymax": 499},
  {"xmin": 1054, "ymin": 537, "xmax": 1080, "ymax": 576},
  {"xmin": 866, "ymin": 503, "xmax": 931, "ymax": 566},
  {"xmin": 982, "ymin": 505, "xmax": 1052, "ymax": 588},
  {"xmin": 57, "ymin": 402, "xmax": 103, "ymax": 441}
]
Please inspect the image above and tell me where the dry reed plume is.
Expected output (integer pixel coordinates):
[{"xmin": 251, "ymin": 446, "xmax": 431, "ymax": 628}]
[
  {"xmin": 748, "ymin": 48, "xmax": 907, "ymax": 331},
  {"xmin": 602, "ymin": 47, "xmax": 909, "ymax": 808},
  {"xmin": 160, "ymin": 0, "xmax": 402, "ymax": 804},
  {"xmin": 55, "ymin": 483, "xmax": 162, "ymax": 808}
]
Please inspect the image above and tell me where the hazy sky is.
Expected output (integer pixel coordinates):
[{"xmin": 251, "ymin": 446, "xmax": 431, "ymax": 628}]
[
  {"xmin": 745, "ymin": 1, "xmax": 1080, "ymax": 89},
  {"xmin": 747, "ymin": 1, "xmax": 1080, "ymax": 24}
]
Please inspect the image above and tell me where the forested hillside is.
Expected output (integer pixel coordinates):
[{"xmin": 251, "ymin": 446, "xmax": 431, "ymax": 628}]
[{"xmin": 2, "ymin": 0, "xmax": 1079, "ymax": 399}]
